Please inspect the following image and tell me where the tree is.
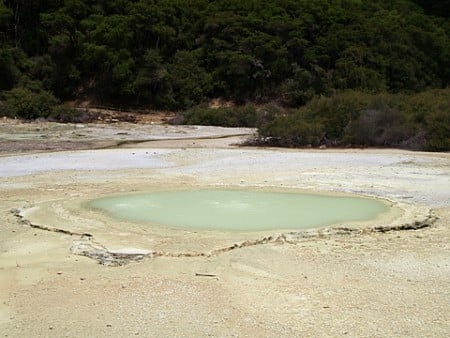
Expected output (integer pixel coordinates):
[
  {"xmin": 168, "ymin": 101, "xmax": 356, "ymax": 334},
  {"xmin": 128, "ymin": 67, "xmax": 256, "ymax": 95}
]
[{"xmin": 168, "ymin": 50, "xmax": 212, "ymax": 108}]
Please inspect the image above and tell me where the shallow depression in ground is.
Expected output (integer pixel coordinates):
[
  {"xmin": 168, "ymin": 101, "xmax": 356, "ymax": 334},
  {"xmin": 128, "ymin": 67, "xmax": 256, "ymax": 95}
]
[{"xmin": 88, "ymin": 188, "xmax": 389, "ymax": 231}]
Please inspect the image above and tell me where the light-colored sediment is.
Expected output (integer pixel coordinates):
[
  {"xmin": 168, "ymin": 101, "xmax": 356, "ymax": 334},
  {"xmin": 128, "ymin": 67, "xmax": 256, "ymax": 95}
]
[{"xmin": 0, "ymin": 119, "xmax": 449, "ymax": 337}]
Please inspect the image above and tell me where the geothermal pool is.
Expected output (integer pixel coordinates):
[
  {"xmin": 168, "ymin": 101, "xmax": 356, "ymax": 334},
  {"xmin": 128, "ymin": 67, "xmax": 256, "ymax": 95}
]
[{"xmin": 89, "ymin": 189, "xmax": 389, "ymax": 231}]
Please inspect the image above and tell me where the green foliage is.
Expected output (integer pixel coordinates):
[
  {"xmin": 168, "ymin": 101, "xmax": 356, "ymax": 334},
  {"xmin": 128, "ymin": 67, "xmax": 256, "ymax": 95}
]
[
  {"xmin": 2, "ymin": 86, "xmax": 59, "ymax": 119},
  {"xmin": 133, "ymin": 49, "xmax": 172, "ymax": 106},
  {"xmin": 168, "ymin": 50, "xmax": 213, "ymax": 109},
  {"xmin": 1, "ymin": 80, "xmax": 79, "ymax": 121},
  {"xmin": 302, "ymin": 91, "xmax": 372, "ymax": 139},
  {"xmin": 0, "ymin": 47, "xmax": 19, "ymax": 90},
  {"xmin": 406, "ymin": 89, "xmax": 450, "ymax": 151},
  {"xmin": 413, "ymin": 1, "xmax": 450, "ymax": 18},
  {"xmin": 257, "ymin": 89, "xmax": 450, "ymax": 151},
  {"xmin": 344, "ymin": 107, "xmax": 413, "ymax": 147},
  {"xmin": 183, "ymin": 104, "xmax": 257, "ymax": 128},
  {"xmin": 3, "ymin": 0, "xmax": 449, "ymax": 107},
  {"xmin": 258, "ymin": 112, "xmax": 324, "ymax": 147},
  {"xmin": 0, "ymin": 0, "xmax": 448, "ymax": 150},
  {"xmin": 0, "ymin": 2, "xmax": 12, "ymax": 30}
]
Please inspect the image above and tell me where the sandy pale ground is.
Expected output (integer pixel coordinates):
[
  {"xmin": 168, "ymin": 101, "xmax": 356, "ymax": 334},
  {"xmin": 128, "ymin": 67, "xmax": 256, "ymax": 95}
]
[{"xmin": 0, "ymin": 119, "xmax": 449, "ymax": 337}]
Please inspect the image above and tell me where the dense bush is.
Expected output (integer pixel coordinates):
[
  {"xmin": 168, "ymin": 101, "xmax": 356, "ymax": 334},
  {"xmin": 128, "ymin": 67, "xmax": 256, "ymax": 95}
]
[
  {"xmin": 2, "ymin": 86, "xmax": 59, "ymax": 119},
  {"xmin": 344, "ymin": 108, "xmax": 414, "ymax": 147},
  {"xmin": 1, "ymin": 85, "xmax": 82, "ymax": 122},
  {"xmin": 183, "ymin": 104, "xmax": 258, "ymax": 128},
  {"xmin": 409, "ymin": 89, "xmax": 450, "ymax": 151},
  {"xmin": 258, "ymin": 114, "xmax": 324, "ymax": 147},
  {"xmin": 256, "ymin": 89, "xmax": 450, "ymax": 151},
  {"xmin": 298, "ymin": 92, "xmax": 373, "ymax": 140}
]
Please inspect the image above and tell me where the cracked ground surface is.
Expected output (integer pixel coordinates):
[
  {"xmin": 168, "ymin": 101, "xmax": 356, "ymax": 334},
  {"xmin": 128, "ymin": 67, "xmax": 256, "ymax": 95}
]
[{"xmin": 0, "ymin": 119, "xmax": 449, "ymax": 337}]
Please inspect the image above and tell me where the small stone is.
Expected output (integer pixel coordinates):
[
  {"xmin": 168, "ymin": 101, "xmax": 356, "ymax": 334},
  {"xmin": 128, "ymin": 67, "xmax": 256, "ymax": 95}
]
[
  {"xmin": 80, "ymin": 277, "xmax": 85, "ymax": 281},
  {"xmin": 57, "ymin": 271, "xmax": 62, "ymax": 275},
  {"xmin": 106, "ymin": 324, "xmax": 112, "ymax": 328}
]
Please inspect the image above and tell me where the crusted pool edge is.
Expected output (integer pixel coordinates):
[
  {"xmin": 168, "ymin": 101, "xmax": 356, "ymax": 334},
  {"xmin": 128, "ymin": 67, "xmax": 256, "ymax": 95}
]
[{"xmin": 11, "ymin": 207, "xmax": 437, "ymax": 266}]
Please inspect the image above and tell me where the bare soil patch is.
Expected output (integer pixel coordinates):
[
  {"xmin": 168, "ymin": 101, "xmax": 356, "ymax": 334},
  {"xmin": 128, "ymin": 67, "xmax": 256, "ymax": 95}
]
[{"xmin": 0, "ymin": 120, "xmax": 449, "ymax": 337}]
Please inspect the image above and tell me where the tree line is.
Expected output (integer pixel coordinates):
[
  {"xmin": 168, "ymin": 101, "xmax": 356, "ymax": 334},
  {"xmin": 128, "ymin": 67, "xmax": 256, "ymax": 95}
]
[{"xmin": 0, "ymin": 0, "xmax": 449, "ymax": 150}]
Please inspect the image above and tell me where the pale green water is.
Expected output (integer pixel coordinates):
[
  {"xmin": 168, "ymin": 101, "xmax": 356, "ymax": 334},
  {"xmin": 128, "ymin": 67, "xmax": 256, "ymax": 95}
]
[{"xmin": 89, "ymin": 189, "xmax": 388, "ymax": 231}]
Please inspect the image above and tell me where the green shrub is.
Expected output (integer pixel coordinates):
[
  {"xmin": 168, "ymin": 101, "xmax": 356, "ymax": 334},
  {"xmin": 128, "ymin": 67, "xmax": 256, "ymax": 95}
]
[
  {"xmin": 258, "ymin": 108, "xmax": 324, "ymax": 147},
  {"xmin": 304, "ymin": 91, "xmax": 372, "ymax": 140},
  {"xmin": 404, "ymin": 89, "xmax": 450, "ymax": 151},
  {"xmin": 2, "ymin": 86, "xmax": 59, "ymax": 119},
  {"xmin": 424, "ymin": 110, "xmax": 450, "ymax": 151},
  {"xmin": 343, "ymin": 108, "xmax": 414, "ymax": 147},
  {"xmin": 183, "ymin": 104, "xmax": 258, "ymax": 127},
  {"xmin": 255, "ymin": 89, "xmax": 450, "ymax": 151},
  {"xmin": 1, "ymin": 85, "xmax": 85, "ymax": 122}
]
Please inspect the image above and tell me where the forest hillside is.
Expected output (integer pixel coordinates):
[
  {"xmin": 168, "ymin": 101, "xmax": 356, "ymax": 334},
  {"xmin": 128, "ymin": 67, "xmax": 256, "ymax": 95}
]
[{"xmin": 0, "ymin": 0, "xmax": 449, "ymax": 150}]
